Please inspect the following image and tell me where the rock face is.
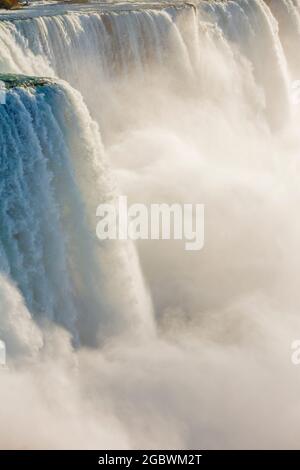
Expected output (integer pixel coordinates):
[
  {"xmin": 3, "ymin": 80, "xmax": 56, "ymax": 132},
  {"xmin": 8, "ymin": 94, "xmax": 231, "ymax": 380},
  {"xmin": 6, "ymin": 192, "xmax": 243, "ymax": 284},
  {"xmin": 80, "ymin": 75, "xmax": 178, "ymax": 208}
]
[{"xmin": 0, "ymin": 0, "xmax": 20, "ymax": 10}]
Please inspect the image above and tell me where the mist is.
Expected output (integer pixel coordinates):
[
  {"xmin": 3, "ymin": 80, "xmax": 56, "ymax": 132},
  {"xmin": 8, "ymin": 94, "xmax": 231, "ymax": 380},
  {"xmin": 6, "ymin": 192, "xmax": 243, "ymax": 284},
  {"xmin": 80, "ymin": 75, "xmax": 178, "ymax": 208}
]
[{"xmin": 1, "ymin": 0, "xmax": 300, "ymax": 449}]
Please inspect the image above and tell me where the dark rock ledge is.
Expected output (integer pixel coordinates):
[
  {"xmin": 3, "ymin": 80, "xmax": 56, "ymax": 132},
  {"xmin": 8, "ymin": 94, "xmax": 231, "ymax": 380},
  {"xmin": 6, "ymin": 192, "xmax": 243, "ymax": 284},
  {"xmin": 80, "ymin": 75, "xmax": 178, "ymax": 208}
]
[{"xmin": 0, "ymin": 74, "xmax": 53, "ymax": 89}]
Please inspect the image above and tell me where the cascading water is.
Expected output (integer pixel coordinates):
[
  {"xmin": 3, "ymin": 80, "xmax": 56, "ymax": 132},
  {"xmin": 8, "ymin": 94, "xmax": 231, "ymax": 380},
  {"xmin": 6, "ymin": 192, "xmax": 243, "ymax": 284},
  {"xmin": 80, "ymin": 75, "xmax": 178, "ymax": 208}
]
[
  {"xmin": 1, "ymin": 0, "xmax": 300, "ymax": 450},
  {"xmin": 0, "ymin": 1, "xmax": 292, "ymax": 128},
  {"xmin": 266, "ymin": 0, "xmax": 300, "ymax": 77},
  {"xmin": 199, "ymin": 0, "xmax": 292, "ymax": 127},
  {"xmin": 0, "ymin": 75, "xmax": 154, "ymax": 348},
  {"xmin": 0, "ymin": 5, "xmax": 192, "ymax": 78},
  {"xmin": 0, "ymin": 4, "xmax": 196, "ymax": 140}
]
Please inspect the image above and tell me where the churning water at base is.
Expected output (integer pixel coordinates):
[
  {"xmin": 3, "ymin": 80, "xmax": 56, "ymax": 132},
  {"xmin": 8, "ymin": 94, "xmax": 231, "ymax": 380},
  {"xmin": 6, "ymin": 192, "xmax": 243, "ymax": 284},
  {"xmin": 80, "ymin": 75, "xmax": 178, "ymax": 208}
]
[{"xmin": 1, "ymin": 0, "xmax": 300, "ymax": 450}]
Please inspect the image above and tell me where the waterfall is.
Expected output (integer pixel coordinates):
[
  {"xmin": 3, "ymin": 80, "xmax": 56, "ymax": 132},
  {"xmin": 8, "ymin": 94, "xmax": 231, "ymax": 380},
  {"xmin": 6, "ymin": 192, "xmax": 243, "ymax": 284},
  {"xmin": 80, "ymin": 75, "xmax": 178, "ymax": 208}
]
[
  {"xmin": 0, "ymin": 0, "xmax": 296, "ymax": 363},
  {"xmin": 0, "ymin": 6, "xmax": 193, "ymax": 79},
  {"xmin": 0, "ymin": 76, "xmax": 153, "ymax": 347},
  {"xmin": 199, "ymin": 0, "xmax": 292, "ymax": 126},
  {"xmin": 267, "ymin": 0, "xmax": 300, "ymax": 77},
  {"xmin": 0, "ymin": 5, "xmax": 198, "ymax": 140},
  {"xmin": 2, "ymin": 0, "xmax": 300, "ymax": 450},
  {"xmin": 0, "ymin": 2, "xmax": 293, "ymax": 127}
]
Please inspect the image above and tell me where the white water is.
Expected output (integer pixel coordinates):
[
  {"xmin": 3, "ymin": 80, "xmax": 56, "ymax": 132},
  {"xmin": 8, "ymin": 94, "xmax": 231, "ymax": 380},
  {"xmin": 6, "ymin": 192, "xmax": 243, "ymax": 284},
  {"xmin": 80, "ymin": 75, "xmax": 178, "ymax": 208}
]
[
  {"xmin": 1, "ymin": 0, "xmax": 300, "ymax": 449},
  {"xmin": 267, "ymin": 0, "xmax": 300, "ymax": 77},
  {"xmin": 0, "ymin": 80, "xmax": 154, "ymax": 348}
]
